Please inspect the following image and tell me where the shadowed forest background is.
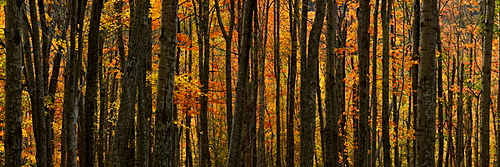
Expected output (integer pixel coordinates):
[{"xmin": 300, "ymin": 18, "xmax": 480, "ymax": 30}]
[{"xmin": 1, "ymin": 0, "xmax": 500, "ymax": 166}]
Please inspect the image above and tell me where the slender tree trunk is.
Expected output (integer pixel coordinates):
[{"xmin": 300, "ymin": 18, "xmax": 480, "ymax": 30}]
[
  {"xmin": 4, "ymin": 0, "xmax": 24, "ymax": 165},
  {"xmin": 27, "ymin": 0, "xmax": 50, "ymax": 165},
  {"xmin": 197, "ymin": 0, "xmax": 211, "ymax": 165},
  {"xmin": 356, "ymin": 0, "xmax": 370, "ymax": 166},
  {"xmin": 456, "ymin": 63, "xmax": 464, "ymax": 167},
  {"xmin": 381, "ymin": 0, "xmax": 391, "ymax": 165},
  {"xmin": 371, "ymin": 0, "xmax": 379, "ymax": 166},
  {"xmin": 274, "ymin": 0, "xmax": 282, "ymax": 165},
  {"xmin": 480, "ymin": 0, "xmax": 495, "ymax": 166},
  {"xmin": 62, "ymin": 0, "xmax": 82, "ymax": 164},
  {"xmin": 410, "ymin": 0, "xmax": 420, "ymax": 166},
  {"xmin": 286, "ymin": 0, "xmax": 298, "ymax": 166},
  {"xmin": 82, "ymin": 0, "xmax": 104, "ymax": 165},
  {"xmin": 416, "ymin": 0, "xmax": 438, "ymax": 166},
  {"xmin": 325, "ymin": 0, "xmax": 339, "ymax": 166},
  {"xmin": 134, "ymin": 0, "xmax": 153, "ymax": 165},
  {"xmin": 227, "ymin": 0, "xmax": 255, "ymax": 166},
  {"xmin": 154, "ymin": 0, "xmax": 178, "ymax": 166},
  {"xmin": 300, "ymin": 0, "xmax": 326, "ymax": 165}
]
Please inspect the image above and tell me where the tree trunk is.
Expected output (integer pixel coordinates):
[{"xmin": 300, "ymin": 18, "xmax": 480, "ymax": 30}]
[
  {"xmin": 4, "ymin": 0, "xmax": 24, "ymax": 165},
  {"xmin": 371, "ymin": 0, "xmax": 379, "ymax": 166},
  {"xmin": 154, "ymin": 0, "xmax": 178, "ymax": 166},
  {"xmin": 286, "ymin": 0, "xmax": 298, "ymax": 166},
  {"xmin": 134, "ymin": 0, "xmax": 153, "ymax": 165},
  {"xmin": 410, "ymin": 0, "xmax": 420, "ymax": 166},
  {"xmin": 356, "ymin": 0, "xmax": 370, "ymax": 166},
  {"xmin": 227, "ymin": 0, "xmax": 255, "ymax": 166},
  {"xmin": 197, "ymin": 0, "xmax": 211, "ymax": 165},
  {"xmin": 416, "ymin": 0, "xmax": 437, "ymax": 166},
  {"xmin": 325, "ymin": 0, "xmax": 339, "ymax": 166},
  {"xmin": 82, "ymin": 0, "xmax": 104, "ymax": 165},
  {"xmin": 300, "ymin": 0, "xmax": 326, "ymax": 165},
  {"xmin": 274, "ymin": 0, "xmax": 282, "ymax": 164},
  {"xmin": 480, "ymin": 0, "xmax": 494, "ymax": 166},
  {"xmin": 381, "ymin": 0, "xmax": 391, "ymax": 165}
]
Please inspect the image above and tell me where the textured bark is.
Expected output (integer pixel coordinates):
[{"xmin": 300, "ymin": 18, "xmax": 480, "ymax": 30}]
[
  {"xmin": 410, "ymin": 0, "xmax": 420, "ymax": 166},
  {"xmin": 82, "ymin": 0, "xmax": 104, "ymax": 165},
  {"xmin": 416, "ymin": 0, "xmax": 437, "ymax": 166},
  {"xmin": 371, "ymin": 0, "xmax": 379, "ymax": 166},
  {"xmin": 198, "ymin": 0, "xmax": 211, "ymax": 165},
  {"xmin": 274, "ymin": 0, "xmax": 282, "ymax": 164},
  {"xmin": 61, "ymin": 0, "xmax": 83, "ymax": 164},
  {"xmin": 4, "ymin": 0, "xmax": 24, "ymax": 165},
  {"xmin": 26, "ymin": 0, "xmax": 50, "ymax": 165},
  {"xmin": 325, "ymin": 0, "xmax": 339, "ymax": 166},
  {"xmin": 227, "ymin": 0, "xmax": 254, "ymax": 165},
  {"xmin": 456, "ymin": 64, "xmax": 464, "ymax": 166},
  {"xmin": 154, "ymin": 0, "xmax": 178, "ymax": 166},
  {"xmin": 134, "ymin": 0, "xmax": 153, "ymax": 165},
  {"xmin": 381, "ymin": 0, "xmax": 391, "ymax": 165},
  {"xmin": 480, "ymin": 0, "xmax": 494, "ymax": 166},
  {"xmin": 356, "ymin": 0, "xmax": 370, "ymax": 166},
  {"xmin": 299, "ymin": 0, "xmax": 326, "ymax": 166},
  {"xmin": 286, "ymin": 0, "xmax": 298, "ymax": 166},
  {"xmin": 437, "ymin": 40, "xmax": 444, "ymax": 167}
]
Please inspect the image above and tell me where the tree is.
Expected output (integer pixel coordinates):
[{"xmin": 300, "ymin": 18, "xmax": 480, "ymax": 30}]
[
  {"xmin": 4, "ymin": 0, "xmax": 24, "ymax": 165},
  {"xmin": 356, "ymin": 0, "xmax": 370, "ymax": 166},
  {"xmin": 325, "ymin": 0, "xmax": 339, "ymax": 166},
  {"xmin": 480, "ymin": 0, "xmax": 494, "ymax": 166},
  {"xmin": 381, "ymin": 0, "xmax": 392, "ymax": 165},
  {"xmin": 416, "ymin": 0, "xmax": 438, "ymax": 166},
  {"xmin": 198, "ymin": 0, "xmax": 211, "ymax": 165},
  {"xmin": 154, "ymin": 0, "xmax": 178, "ymax": 166},
  {"xmin": 300, "ymin": 0, "xmax": 326, "ymax": 165},
  {"xmin": 82, "ymin": 0, "xmax": 104, "ymax": 164},
  {"xmin": 286, "ymin": 0, "xmax": 299, "ymax": 166},
  {"xmin": 227, "ymin": 0, "xmax": 255, "ymax": 165}
]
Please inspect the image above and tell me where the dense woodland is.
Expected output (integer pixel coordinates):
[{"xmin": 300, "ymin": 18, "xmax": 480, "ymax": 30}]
[{"xmin": 1, "ymin": 0, "xmax": 500, "ymax": 166}]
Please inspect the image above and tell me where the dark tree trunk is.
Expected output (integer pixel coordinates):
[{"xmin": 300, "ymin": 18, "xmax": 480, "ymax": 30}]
[
  {"xmin": 410, "ymin": 0, "xmax": 420, "ymax": 166},
  {"xmin": 356, "ymin": 0, "xmax": 370, "ymax": 166},
  {"xmin": 300, "ymin": 0, "xmax": 326, "ymax": 165},
  {"xmin": 480, "ymin": 0, "xmax": 495, "ymax": 166},
  {"xmin": 325, "ymin": 0, "xmax": 339, "ymax": 166},
  {"xmin": 82, "ymin": 0, "xmax": 104, "ymax": 165},
  {"xmin": 198, "ymin": 0, "xmax": 211, "ymax": 165},
  {"xmin": 134, "ymin": 0, "xmax": 153, "ymax": 165},
  {"xmin": 153, "ymin": 0, "xmax": 178, "ymax": 166},
  {"xmin": 416, "ymin": 0, "xmax": 438, "ymax": 166},
  {"xmin": 4, "ymin": 0, "xmax": 24, "ymax": 165},
  {"xmin": 227, "ymin": 0, "xmax": 255, "ymax": 165},
  {"xmin": 274, "ymin": 0, "xmax": 282, "ymax": 164},
  {"xmin": 286, "ymin": 0, "xmax": 298, "ymax": 165},
  {"xmin": 381, "ymin": 0, "xmax": 391, "ymax": 165},
  {"xmin": 371, "ymin": 0, "xmax": 379, "ymax": 166},
  {"xmin": 26, "ymin": 0, "xmax": 50, "ymax": 165}
]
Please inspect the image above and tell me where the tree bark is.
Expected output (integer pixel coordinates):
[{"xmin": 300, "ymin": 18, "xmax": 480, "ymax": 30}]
[
  {"xmin": 480, "ymin": 0, "xmax": 494, "ymax": 166},
  {"xmin": 381, "ymin": 0, "xmax": 391, "ymax": 165},
  {"xmin": 416, "ymin": 0, "xmax": 437, "ymax": 166},
  {"xmin": 371, "ymin": 0, "xmax": 379, "ymax": 166},
  {"xmin": 286, "ymin": 0, "xmax": 298, "ymax": 166},
  {"xmin": 227, "ymin": 0, "xmax": 254, "ymax": 165},
  {"xmin": 154, "ymin": 0, "xmax": 178, "ymax": 166},
  {"xmin": 356, "ymin": 0, "xmax": 370, "ymax": 166},
  {"xmin": 325, "ymin": 0, "xmax": 339, "ymax": 166},
  {"xmin": 82, "ymin": 0, "xmax": 104, "ymax": 165},
  {"xmin": 4, "ymin": 0, "xmax": 24, "ymax": 165}
]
